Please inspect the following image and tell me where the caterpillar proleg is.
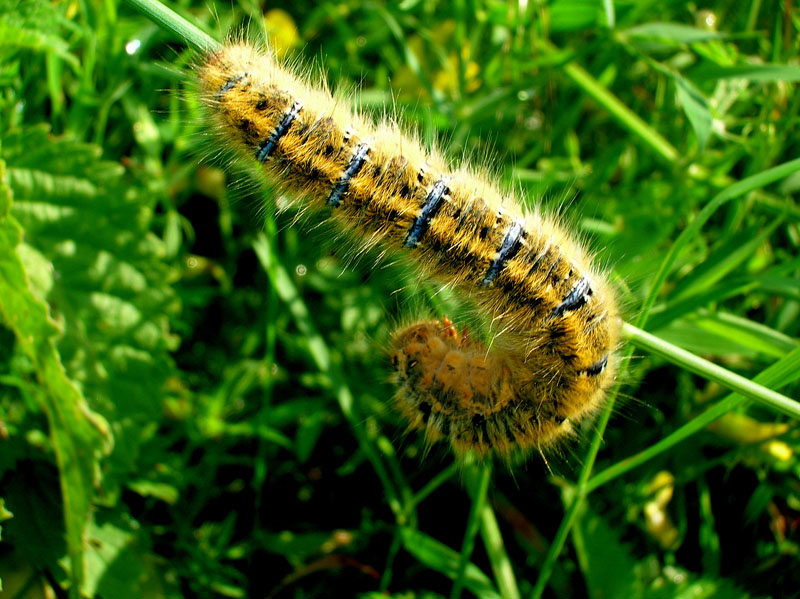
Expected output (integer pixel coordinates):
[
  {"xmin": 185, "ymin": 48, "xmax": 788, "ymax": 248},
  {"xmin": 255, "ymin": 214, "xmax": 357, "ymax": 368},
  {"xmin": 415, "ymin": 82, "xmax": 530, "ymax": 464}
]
[{"xmin": 198, "ymin": 42, "xmax": 621, "ymax": 459}]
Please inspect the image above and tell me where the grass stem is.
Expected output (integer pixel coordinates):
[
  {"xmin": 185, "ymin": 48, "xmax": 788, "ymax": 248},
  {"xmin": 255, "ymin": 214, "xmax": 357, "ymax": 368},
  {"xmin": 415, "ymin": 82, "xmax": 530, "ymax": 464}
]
[
  {"xmin": 451, "ymin": 462, "xmax": 492, "ymax": 599},
  {"xmin": 124, "ymin": 0, "xmax": 219, "ymax": 51},
  {"xmin": 623, "ymin": 323, "xmax": 800, "ymax": 419}
]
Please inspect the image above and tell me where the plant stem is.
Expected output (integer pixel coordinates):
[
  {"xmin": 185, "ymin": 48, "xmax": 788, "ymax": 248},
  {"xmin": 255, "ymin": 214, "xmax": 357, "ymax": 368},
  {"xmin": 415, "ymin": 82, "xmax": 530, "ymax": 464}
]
[
  {"xmin": 587, "ymin": 344, "xmax": 800, "ymax": 492},
  {"xmin": 451, "ymin": 462, "xmax": 492, "ymax": 599},
  {"xmin": 540, "ymin": 39, "xmax": 679, "ymax": 165},
  {"xmin": 481, "ymin": 501, "xmax": 521, "ymax": 599},
  {"xmin": 124, "ymin": 0, "xmax": 219, "ymax": 51},
  {"xmin": 623, "ymin": 323, "xmax": 800, "ymax": 419},
  {"xmin": 527, "ymin": 364, "xmax": 624, "ymax": 599},
  {"xmin": 409, "ymin": 462, "xmax": 459, "ymax": 511},
  {"xmin": 253, "ymin": 235, "xmax": 403, "ymax": 516}
]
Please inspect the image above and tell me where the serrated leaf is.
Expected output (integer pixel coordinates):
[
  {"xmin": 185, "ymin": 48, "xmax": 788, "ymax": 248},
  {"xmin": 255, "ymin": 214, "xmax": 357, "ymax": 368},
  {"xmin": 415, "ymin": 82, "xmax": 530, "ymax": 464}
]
[
  {"xmin": 0, "ymin": 159, "xmax": 110, "ymax": 595},
  {"xmin": 83, "ymin": 511, "xmax": 146, "ymax": 599},
  {"xmin": 576, "ymin": 506, "xmax": 751, "ymax": 599},
  {"xmin": 2, "ymin": 125, "xmax": 179, "ymax": 501},
  {"xmin": 573, "ymin": 506, "xmax": 642, "ymax": 599},
  {"xmin": 0, "ymin": 8, "xmax": 78, "ymax": 68}
]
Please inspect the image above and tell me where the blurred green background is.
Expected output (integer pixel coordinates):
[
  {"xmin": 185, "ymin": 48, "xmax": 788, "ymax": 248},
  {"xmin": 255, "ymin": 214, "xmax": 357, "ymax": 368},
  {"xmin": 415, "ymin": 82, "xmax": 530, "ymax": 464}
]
[{"xmin": 0, "ymin": 0, "xmax": 799, "ymax": 597}]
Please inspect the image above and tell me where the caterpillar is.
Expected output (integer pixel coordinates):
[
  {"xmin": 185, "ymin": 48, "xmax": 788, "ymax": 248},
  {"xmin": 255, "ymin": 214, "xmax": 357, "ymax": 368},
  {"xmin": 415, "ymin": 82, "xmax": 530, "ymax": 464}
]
[{"xmin": 197, "ymin": 42, "xmax": 621, "ymax": 460}]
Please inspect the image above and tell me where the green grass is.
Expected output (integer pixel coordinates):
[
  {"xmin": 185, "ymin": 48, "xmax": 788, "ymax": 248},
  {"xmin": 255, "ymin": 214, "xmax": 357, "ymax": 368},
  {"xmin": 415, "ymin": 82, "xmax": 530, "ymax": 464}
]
[{"xmin": 1, "ymin": 0, "xmax": 799, "ymax": 597}]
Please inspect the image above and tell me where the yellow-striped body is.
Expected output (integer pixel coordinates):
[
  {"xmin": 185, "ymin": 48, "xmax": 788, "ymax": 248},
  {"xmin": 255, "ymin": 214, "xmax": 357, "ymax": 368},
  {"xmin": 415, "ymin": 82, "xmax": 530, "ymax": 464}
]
[{"xmin": 198, "ymin": 43, "xmax": 620, "ymax": 458}]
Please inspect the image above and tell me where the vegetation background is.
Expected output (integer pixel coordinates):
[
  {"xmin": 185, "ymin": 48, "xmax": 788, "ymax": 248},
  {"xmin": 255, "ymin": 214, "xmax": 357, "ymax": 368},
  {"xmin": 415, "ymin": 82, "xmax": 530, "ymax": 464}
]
[{"xmin": 1, "ymin": 0, "xmax": 799, "ymax": 597}]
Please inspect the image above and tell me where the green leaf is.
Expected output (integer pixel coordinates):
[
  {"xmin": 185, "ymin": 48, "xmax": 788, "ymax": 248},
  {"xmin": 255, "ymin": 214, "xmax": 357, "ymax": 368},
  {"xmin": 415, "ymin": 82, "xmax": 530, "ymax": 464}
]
[
  {"xmin": 3, "ymin": 125, "xmax": 179, "ymax": 501},
  {"xmin": 754, "ymin": 274, "xmax": 800, "ymax": 301},
  {"xmin": 259, "ymin": 529, "xmax": 353, "ymax": 566},
  {"xmin": 575, "ymin": 505, "xmax": 749, "ymax": 599},
  {"xmin": 655, "ymin": 318, "xmax": 750, "ymax": 356},
  {"xmin": 697, "ymin": 63, "xmax": 800, "ymax": 82},
  {"xmin": 0, "ymin": 497, "xmax": 11, "ymax": 536},
  {"xmin": 0, "ymin": 1, "xmax": 79, "ymax": 67},
  {"xmin": 624, "ymin": 22, "xmax": 727, "ymax": 45},
  {"xmin": 648, "ymin": 576, "xmax": 750, "ymax": 599},
  {"xmin": 647, "ymin": 280, "xmax": 757, "ymax": 331},
  {"xmin": 549, "ymin": 0, "xmax": 601, "ymax": 33},
  {"xmin": 685, "ymin": 311, "xmax": 797, "ymax": 358},
  {"xmin": 673, "ymin": 73, "xmax": 712, "ymax": 151},
  {"xmin": 589, "ymin": 345, "xmax": 800, "ymax": 493},
  {"xmin": 637, "ymin": 157, "xmax": 800, "ymax": 325},
  {"xmin": 623, "ymin": 324, "xmax": 800, "ymax": 419},
  {"xmin": 670, "ymin": 222, "xmax": 781, "ymax": 302},
  {"xmin": 399, "ymin": 528, "xmax": 502, "ymax": 599},
  {"xmin": 0, "ymin": 22, "xmax": 79, "ymax": 68},
  {"xmin": 572, "ymin": 505, "xmax": 642, "ymax": 598},
  {"xmin": 295, "ymin": 410, "xmax": 328, "ymax": 463},
  {"xmin": 0, "ymin": 158, "xmax": 110, "ymax": 596},
  {"xmin": 126, "ymin": 479, "xmax": 179, "ymax": 505},
  {"xmin": 83, "ymin": 511, "xmax": 148, "ymax": 599}
]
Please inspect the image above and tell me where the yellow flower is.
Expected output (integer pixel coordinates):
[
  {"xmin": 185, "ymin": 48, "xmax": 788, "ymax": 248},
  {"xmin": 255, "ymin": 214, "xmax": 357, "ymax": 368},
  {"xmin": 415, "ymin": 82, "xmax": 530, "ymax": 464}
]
[{"xmin": 264, "ymin": 9, "xmax": 299, "ymax": 60}]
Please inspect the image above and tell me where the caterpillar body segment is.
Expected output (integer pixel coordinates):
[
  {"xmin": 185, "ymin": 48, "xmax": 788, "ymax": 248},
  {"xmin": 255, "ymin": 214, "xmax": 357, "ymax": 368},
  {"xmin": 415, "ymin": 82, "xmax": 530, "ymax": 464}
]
[{"xmin": 198, "ymin": 43, "xmax": 620, "ymax": 459}]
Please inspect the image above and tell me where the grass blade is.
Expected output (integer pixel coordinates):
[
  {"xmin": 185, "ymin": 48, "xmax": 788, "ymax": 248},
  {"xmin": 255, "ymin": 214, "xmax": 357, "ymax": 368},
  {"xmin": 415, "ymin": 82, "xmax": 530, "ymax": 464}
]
[
  {"xmin": 623, "ymin": 323, "xmax": 800, "ymax": 419},
  {"xmin": 587, "ymin": 345, "xmax": 800, "ymax": 492}
]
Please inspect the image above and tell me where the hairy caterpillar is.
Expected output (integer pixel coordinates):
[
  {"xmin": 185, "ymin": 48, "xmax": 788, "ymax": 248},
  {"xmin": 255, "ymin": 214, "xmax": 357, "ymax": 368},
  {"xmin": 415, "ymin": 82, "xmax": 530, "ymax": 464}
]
[{"xmin": 197, "ymin": 42, "xmax": 621, "ymax": 459}]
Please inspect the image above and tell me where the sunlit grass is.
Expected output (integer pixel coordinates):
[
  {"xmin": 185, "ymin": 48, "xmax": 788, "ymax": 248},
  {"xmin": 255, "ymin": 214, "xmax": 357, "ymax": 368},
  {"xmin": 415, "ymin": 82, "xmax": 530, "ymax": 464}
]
[{"xmin": 0, "ymin": 0, "xmax": 798, "ymax": 597}]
